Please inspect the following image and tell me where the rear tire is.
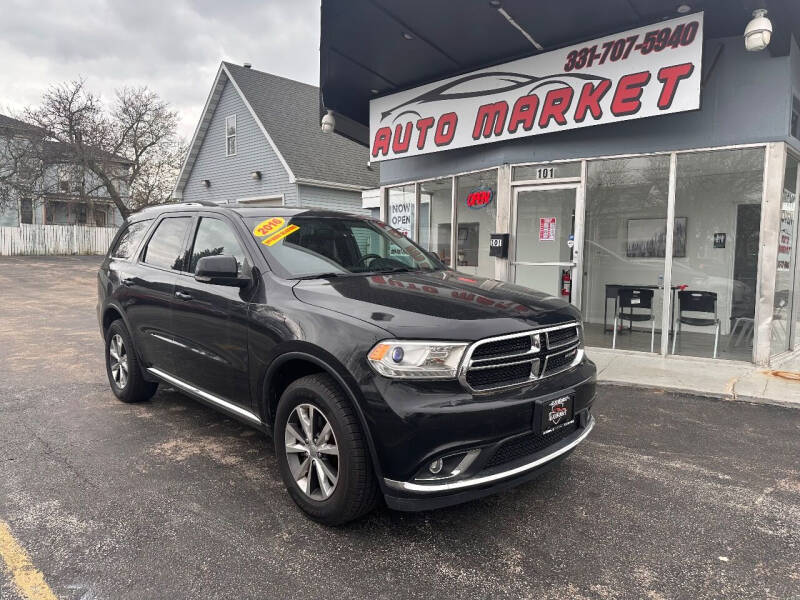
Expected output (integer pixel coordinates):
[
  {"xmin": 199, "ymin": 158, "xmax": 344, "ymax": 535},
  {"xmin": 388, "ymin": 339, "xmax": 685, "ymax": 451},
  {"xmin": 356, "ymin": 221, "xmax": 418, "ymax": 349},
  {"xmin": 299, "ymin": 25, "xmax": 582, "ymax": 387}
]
[
  {"xmin": 275, "ymin": 374, "xmax": 379, "ymax": 525},
  {"xmin": 105, "ymin": 319, "xmax": 158, "ymax": 403}
]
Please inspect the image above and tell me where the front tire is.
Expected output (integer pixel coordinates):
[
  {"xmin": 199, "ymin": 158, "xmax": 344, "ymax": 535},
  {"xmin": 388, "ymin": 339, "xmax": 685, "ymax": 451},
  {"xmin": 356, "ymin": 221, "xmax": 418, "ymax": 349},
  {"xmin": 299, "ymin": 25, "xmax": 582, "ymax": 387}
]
[
  {"xmin": 275, "ymin": 374, "xmax": 379, "ymax": 525},
  {"xmin": 104, "ymin": 319, "xmax": 158, "ymax": 403}
]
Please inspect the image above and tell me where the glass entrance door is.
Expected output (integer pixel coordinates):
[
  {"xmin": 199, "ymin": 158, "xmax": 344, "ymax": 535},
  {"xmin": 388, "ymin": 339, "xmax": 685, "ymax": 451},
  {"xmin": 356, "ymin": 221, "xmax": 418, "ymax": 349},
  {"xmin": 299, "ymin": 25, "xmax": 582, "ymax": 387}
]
[{"xmin": 512, "ymin": 185, "xmax": 580, "ymax": 305}]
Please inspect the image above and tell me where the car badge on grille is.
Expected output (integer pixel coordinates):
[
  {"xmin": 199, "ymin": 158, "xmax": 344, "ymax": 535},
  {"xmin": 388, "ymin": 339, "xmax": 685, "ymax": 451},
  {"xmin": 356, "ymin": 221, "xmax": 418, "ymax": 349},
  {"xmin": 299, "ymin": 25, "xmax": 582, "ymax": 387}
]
[{"xmin": 531, "ymin": 333, "xmax": 541, "ymax": 352}]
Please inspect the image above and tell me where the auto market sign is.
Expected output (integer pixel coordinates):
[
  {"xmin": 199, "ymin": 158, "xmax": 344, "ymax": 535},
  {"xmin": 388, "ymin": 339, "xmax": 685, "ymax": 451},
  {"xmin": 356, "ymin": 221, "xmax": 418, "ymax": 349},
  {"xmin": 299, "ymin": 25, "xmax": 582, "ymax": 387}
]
[{"xmin": 370, "ymin": 13, "xmax": 703, "ymax": 162}]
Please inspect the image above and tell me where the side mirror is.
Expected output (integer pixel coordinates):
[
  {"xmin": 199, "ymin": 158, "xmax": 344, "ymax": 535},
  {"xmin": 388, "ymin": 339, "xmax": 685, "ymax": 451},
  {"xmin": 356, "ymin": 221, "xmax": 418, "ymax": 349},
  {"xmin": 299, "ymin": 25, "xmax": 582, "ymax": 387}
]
[{"xmin": 194, "ymin": 255, "xmax": 249, "ymax": 287}]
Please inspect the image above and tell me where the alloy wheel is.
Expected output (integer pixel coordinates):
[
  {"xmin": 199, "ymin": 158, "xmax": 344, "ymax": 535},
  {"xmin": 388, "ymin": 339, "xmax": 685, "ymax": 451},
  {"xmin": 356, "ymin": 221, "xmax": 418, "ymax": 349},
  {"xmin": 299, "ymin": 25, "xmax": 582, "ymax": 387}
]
[
  {"xmin": 284, "ymin": 403, "xmax": 339, "ymax": 500},
  {"xmin": 109, "ymin": 333, "xmax": 129, "ymax": 389}
]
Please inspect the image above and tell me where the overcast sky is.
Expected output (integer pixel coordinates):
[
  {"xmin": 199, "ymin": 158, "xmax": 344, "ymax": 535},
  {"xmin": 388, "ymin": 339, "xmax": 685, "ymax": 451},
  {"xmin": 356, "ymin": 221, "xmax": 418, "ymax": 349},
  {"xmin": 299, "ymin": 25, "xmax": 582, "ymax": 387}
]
[{"xmin": 0, "ymin": 0, "xmax": 321, "ymax": 139}]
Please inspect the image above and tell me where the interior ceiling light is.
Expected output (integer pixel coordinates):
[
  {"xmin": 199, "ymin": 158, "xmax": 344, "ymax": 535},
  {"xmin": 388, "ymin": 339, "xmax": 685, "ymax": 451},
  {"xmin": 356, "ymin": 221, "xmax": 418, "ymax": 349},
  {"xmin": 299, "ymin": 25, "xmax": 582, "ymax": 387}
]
[
  {"xmin": 676, "ymin": 4, "xmax": 691, "ymax": 13},
  {"xmin": 370, "ymin": 88, "xmax": 379, "ymax": 94},
  {"xmin": 402, "ymin": 32, "xmax": 414, "ymax": 40},
  {"xmin": 489, "ymin": 0, "xmax": 502, "ymax": 6}
]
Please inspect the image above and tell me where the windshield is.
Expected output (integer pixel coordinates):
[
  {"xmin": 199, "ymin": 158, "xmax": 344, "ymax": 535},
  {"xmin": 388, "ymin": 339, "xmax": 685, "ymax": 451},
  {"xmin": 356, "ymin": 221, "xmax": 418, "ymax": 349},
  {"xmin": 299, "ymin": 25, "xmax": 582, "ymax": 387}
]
[{"xmin": 244, "ymin": 215, "xmax": 446, "ymax": 279}]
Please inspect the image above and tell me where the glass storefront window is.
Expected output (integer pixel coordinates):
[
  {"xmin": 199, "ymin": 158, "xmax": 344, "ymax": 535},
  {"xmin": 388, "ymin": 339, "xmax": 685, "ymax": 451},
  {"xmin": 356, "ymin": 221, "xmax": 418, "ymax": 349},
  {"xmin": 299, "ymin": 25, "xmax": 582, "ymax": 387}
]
[
  {"xmin": 419, "ymin": 178, "xmax": 453, "ymax": 265},
  {"xmin": 582, "ymin": 156, "xmax": 670, "ymax": 353},
  {"xmin": 455, "ymin": 169, "xmax": 498, "ymax": 278},
  {"xmin": 771, "ymin": 154, "xmax": 798, "ymax": 355},
  {"xmin": 672, "ymin": 148, "xmax": 765, "ymax": 360},
  {"xmin": 387, "ymin": 184, "xmax": 416, "ymax": 239}
]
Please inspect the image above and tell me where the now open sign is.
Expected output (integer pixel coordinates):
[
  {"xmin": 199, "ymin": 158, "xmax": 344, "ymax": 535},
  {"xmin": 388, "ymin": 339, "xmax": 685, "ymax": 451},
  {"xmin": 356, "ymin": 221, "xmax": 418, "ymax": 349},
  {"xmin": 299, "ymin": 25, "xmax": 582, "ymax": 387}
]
[{"xmin": 466, "ymin": 187, "xmax": 494, "ymax": 209}]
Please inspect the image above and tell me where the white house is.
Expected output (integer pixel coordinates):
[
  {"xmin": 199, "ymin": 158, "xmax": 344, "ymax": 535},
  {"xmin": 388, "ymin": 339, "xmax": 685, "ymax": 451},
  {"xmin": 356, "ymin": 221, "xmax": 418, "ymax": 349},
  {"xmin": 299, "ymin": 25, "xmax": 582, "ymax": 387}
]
[{"xmin": 0, "ymin": 113, "xmax": 125, "ymax": 255}]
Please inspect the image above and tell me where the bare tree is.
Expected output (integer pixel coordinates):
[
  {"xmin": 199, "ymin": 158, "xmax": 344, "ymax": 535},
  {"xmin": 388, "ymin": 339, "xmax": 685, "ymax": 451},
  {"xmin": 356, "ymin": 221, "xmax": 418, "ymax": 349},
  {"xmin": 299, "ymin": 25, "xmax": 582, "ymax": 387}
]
[{"xmin": 3, "ymin": 79, "xmax": 184, "ymax": 220}]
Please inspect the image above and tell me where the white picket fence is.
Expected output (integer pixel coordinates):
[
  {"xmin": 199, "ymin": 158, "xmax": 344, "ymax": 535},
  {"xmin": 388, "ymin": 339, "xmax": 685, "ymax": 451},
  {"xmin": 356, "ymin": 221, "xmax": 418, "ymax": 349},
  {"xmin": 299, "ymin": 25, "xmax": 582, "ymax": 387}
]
[{"xmin": 0, "ymin": 224, "xmax": 118, "ymax": 256}]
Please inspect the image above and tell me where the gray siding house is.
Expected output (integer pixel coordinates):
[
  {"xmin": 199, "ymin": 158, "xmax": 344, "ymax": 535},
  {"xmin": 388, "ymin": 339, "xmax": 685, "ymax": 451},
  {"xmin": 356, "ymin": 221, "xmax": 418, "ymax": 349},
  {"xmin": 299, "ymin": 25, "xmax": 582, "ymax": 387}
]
[{"xmin": 174, "ymin": 62, "xmax": 378, "ymax": 211}]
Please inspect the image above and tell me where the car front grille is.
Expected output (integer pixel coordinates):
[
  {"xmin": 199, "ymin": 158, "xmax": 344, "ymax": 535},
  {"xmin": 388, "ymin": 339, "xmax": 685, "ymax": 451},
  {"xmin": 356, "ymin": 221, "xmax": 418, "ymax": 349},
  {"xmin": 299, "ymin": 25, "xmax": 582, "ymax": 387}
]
[
  {"xmin": 471, "ymin": 336, "xmax": 532, "ymax": 359},
  {"xmin": 460, "ymin": 323, "xmax": 581, "ymax": 393},
  {"xmin": 482, "ymin": 420, "xmax": 579, "ymax": 470}
]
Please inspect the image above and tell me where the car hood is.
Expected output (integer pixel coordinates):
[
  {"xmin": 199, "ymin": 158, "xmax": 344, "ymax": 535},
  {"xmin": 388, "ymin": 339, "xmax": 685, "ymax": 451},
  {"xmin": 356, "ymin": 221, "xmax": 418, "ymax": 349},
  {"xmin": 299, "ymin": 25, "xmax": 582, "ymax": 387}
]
[{"xmin": 292, "ymin": 270, "xmax": 580, "ymax": 340}]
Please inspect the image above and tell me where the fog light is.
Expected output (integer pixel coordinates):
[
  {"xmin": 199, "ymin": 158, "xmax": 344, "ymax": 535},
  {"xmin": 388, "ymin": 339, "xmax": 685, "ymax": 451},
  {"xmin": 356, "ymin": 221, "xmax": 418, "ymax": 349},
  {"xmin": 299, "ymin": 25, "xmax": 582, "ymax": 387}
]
[{"xmin": 428, "ymin": 459, "xmax": 443, "ymax": 474}]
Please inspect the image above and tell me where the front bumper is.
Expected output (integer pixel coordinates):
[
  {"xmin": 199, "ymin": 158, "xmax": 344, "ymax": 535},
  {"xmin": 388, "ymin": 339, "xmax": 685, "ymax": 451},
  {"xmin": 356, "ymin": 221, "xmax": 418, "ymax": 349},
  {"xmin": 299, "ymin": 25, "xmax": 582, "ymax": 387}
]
[{"xmin": 382, "ymin": 411, "xmax": 594, "ymax": 511}]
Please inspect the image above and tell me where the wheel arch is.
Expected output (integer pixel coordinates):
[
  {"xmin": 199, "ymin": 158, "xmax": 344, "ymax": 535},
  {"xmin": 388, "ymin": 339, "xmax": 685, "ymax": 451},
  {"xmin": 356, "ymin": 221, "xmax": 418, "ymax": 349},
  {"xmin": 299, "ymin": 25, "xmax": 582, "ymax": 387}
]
[
  {"xmin": 101, "ymin": 302, "xmax": 156, "ymax": 382},
  {"xmin": 261, "ymin": 349, "xmax": 385, "ymax": 485}
]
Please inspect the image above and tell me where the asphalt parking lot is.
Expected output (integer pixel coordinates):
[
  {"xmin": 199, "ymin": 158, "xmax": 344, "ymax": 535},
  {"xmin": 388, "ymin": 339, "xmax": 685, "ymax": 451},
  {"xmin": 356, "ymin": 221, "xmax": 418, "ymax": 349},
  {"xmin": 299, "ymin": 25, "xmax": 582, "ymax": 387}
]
[{"xmin": 1, "ymin": 255, "xmax": 799, "ymax": 600}]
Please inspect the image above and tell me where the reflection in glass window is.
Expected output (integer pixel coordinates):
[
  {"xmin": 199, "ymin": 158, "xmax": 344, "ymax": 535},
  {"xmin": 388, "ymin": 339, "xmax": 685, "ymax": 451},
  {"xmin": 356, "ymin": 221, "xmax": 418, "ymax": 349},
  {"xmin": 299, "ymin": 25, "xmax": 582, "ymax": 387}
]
[
  {"xmin": 112, "ymin": 220, "xmax": 152, "ymax": 260},
  {"xmin": 455, "ymin": 169, "xmax": 497, "ymax": 278},
  {"xmin": 772, "ymin": 154, "xmax": 798, "ymax": 355},
  {"xmin": 581, "ymin": 156, "xmax": 670, "ymax": 353},
  {"xmin": 419, "ymin": 178, "xmax": 453, "ymax": 265},
  {"xmin": 142, "ymin": 217, "xmax": 191, "ymax": 271},
  {"xmin": 673, "ymin": 148, "xmax": 764, "ymax": 361},
  {"xmin": 189, "ymin": 218, "xmax": 247, "ymax": 274},
  {"xmin": 245, "ymin": 216, "xmax": 443, "ymax": 279}
]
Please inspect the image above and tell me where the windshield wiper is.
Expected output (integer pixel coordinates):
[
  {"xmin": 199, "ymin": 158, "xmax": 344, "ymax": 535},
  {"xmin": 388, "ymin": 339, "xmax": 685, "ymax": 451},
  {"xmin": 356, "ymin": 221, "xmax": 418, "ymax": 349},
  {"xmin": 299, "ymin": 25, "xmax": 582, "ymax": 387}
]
[
  {"xmin": 291, "ymin": 272, "xmax": 350, "ymax": 281},
  {"xmin": 372, "ymin": 266, "xmax": 415, "ymax": 274}
]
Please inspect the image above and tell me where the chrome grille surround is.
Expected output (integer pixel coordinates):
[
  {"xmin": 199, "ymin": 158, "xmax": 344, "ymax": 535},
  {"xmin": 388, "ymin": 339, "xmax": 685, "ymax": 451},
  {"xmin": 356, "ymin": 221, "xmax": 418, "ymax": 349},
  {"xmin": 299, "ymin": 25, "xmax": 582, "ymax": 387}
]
[{"xmin": 458, "ymin": 322, "xmax": 583, "ymax": 394}]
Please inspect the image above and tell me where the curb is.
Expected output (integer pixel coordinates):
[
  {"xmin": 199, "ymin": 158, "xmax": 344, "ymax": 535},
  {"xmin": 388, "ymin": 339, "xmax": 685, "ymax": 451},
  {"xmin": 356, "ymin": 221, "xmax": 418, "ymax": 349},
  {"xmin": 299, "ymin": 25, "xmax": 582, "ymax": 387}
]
[{"xmin": 596, "ymin": 380, "xmax": 800, "ymax": 410}]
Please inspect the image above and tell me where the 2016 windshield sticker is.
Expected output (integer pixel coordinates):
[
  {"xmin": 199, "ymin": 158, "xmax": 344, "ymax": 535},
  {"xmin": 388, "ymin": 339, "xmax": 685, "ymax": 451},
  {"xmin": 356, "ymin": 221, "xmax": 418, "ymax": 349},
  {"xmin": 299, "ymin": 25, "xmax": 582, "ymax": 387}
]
[
  {"xmin": 262, "ymin": 224, "xmax": 299, "ymax": 246},
  {"xmin": 253, "ymin": 217, "xmax": 285, "ymax": 237}
]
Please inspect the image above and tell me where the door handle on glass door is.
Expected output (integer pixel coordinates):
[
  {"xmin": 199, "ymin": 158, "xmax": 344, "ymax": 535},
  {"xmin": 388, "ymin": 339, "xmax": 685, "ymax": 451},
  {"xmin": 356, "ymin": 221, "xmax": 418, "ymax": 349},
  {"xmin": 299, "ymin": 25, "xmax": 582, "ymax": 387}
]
[{"xmin": 175, "ymin": 290, "xmax": 193, "ymax": 300}]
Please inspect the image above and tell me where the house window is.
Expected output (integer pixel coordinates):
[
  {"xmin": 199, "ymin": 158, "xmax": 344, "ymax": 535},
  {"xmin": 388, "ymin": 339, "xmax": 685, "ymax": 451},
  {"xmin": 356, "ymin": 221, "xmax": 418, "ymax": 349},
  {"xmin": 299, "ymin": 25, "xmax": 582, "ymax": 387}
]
[
  {"xmin": 74, "ymin": 204, "xmax": 87, "ymax": 224},
  {"xmin": 225, "ymin": 115, "xmax": 237, "ymax": 156},
  {"xmin": 45, "ymin": 201, "xmax": 69, "ymax": 224},
  {"xmin": 94, "ymin": 208, "xmax": 107, "ymax": 227},
  {"xmin": 20, "ymin": 199, "xmax": 33, "ymax": 224}
]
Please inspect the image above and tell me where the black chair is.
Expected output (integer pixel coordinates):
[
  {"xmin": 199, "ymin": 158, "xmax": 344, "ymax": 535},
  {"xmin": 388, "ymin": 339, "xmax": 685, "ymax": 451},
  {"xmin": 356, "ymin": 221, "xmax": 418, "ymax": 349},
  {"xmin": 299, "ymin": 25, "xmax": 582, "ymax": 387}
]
[
  {"xmin": 613, "ymin": 287, "xmax": 656, "ymax": 352},
  {"xmin": 671, "ymin": 291, "xmax": 720, "ymax": 358}
]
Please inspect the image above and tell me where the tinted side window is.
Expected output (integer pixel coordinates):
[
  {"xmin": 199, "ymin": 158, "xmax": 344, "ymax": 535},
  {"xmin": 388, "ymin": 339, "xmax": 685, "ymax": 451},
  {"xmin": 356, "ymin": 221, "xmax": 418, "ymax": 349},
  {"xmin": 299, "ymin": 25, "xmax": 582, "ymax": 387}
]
[
  {"xmin": 142, "ymin": 217, "xmax": 191, "ymax": 270},
  {"xmin": 111, "ymin": 220, "xmax": 152, "ymax": 260},
  {"xmin": 189, "ymin": 217, "xmax": 247, "ymax": 274}
]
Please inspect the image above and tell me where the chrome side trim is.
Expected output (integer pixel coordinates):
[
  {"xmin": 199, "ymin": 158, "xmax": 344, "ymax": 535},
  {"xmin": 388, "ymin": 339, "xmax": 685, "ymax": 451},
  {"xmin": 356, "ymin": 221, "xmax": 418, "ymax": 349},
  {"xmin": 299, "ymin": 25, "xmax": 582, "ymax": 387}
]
[
  {"xmin": 384, "ymin": 416, "xmax": 594, "ymax": 493},
  {"xmin": 147, "ymin": 367, "xmax": 262, "ymax": 425},
  {"xmin": 150, "ymin": 332, "xmax": 188, "ymax": 349}
]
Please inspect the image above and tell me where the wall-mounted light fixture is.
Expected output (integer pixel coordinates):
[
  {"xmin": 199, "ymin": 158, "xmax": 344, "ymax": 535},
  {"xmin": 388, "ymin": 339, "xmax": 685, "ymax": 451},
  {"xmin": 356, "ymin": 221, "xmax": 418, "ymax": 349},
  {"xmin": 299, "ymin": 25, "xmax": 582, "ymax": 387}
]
[
  {"xmin": 744, "ymin": 9, "xmax": 772, "ymax": 52},
  {"xmin": 202, "ymin": 179, "xmax": 211, "ymax": 188},
  {"xmin": 251, "ymin": 170, "xmax": 262, "ymax": 180},
  {"xmin": 321, "ymin": 109, "xmax": 336, "ymax": 133}
]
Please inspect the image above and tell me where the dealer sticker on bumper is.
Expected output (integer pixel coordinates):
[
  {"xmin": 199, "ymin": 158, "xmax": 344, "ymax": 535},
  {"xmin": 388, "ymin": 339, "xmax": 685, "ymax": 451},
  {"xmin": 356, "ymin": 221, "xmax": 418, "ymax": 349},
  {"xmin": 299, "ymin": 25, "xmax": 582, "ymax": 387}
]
[{"xmin": 541, "ymin": 395, "xmax": 574, "ymax": 434}]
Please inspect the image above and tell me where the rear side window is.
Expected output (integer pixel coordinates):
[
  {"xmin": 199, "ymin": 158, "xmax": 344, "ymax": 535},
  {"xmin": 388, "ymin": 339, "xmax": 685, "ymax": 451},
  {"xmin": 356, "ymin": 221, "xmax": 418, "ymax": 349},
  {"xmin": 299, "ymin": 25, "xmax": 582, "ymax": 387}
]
[
  {"xmin": 111, "ymin": 220, "xmax": 152, "ymax": 260},
  {"xmin": 188, "ymin": 217, "xmax": 248, "ymax": 274},
  {"xmin": 142, "ymin": 217, "xmax": 192, "ymax": 271}
]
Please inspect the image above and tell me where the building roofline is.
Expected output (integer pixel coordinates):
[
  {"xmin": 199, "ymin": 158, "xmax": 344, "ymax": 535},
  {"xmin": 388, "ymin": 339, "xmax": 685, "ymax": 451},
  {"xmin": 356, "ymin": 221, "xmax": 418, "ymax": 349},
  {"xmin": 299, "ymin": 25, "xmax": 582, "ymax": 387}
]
[
  {"xmin": 172, "ymin": 62, "xmax": 297, "ymax": 200},
  {"xmin": 172, "ymin": 64, "xmax": 227, "ymax": 199},
  {"xmin": 221, "ymin": 63, "xmax": 296, "ymax": 183}
]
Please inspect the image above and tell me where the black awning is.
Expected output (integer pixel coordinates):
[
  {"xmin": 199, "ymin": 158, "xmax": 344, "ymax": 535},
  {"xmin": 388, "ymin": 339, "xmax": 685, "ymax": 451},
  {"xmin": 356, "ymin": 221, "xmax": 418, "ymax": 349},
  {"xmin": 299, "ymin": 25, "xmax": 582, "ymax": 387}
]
[{"xmin": 320, "ymin": 0, "xmax": 799, "ymax": 144}]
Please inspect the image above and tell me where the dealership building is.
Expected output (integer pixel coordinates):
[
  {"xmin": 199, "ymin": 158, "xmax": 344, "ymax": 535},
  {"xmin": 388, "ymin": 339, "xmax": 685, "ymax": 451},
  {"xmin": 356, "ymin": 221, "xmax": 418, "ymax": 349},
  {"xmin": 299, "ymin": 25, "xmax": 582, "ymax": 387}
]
[{"xmin": 319, "ymin": 0, "xmax": 800, "ymax": 366}]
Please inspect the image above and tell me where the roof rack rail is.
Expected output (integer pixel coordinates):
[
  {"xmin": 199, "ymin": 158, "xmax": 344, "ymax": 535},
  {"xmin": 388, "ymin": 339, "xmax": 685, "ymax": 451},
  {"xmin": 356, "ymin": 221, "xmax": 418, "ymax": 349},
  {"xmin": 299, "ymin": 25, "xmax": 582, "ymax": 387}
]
[{"xmin": 181, "ymin": 200, "xmax": 220, "ymax": 207}]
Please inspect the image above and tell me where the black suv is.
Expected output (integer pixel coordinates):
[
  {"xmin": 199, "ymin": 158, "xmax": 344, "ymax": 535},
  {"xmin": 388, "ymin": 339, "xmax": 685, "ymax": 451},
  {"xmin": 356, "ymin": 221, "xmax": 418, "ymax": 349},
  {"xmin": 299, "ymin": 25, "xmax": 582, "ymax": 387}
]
[{"xmin": 97, "ymin": 202, "xmax": 596, "ymax": 524}]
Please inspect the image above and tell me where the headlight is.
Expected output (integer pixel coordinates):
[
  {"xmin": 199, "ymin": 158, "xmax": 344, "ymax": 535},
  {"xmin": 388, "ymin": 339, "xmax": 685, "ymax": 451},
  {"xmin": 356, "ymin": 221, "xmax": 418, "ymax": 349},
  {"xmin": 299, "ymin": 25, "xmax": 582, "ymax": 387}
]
[{"xmin": 367, "ymin": 340, "xmax": 468, "ymax": 379}]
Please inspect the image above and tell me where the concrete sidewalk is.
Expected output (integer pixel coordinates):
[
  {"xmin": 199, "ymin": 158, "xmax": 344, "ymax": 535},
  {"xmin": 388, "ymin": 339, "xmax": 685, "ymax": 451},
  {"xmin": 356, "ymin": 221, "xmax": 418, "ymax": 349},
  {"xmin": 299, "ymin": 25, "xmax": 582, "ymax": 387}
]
[{"xmin": 590, "ymin": 347, "xmax": 800, "ymax": 409}]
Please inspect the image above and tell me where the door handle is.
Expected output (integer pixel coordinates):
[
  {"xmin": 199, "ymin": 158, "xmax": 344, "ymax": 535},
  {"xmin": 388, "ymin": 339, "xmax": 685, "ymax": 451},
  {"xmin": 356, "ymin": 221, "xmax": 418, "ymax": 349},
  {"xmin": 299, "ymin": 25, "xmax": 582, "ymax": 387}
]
[
  {"xmin": 175, "ymin": 290, "xmax": 193, "ymax": 301},
  {"xmin": 121, "ymin": 277, "xmax": 135, "ymax": 287}
]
